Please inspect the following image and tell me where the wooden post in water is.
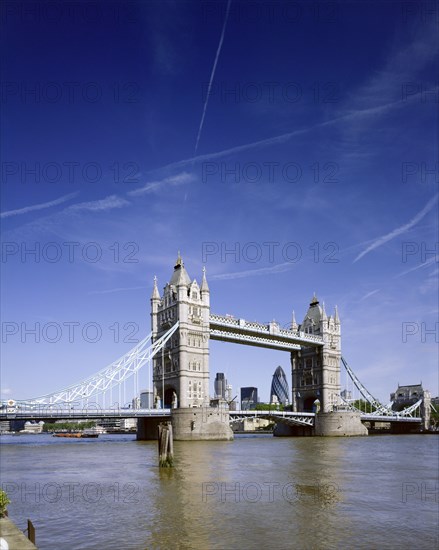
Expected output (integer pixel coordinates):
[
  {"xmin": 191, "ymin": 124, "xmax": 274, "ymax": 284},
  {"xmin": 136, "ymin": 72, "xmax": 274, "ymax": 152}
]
[
  {"xmin": 158, "ymin": 422, "xmax": 174, "ymax": 467},
  {"xmin": 27, "ymin": 519, "xmax": 35, "ymax": 544}
]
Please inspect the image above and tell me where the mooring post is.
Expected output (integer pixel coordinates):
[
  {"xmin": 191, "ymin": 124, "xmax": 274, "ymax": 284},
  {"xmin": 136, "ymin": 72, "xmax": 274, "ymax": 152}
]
[
  {"xmin": 158, "ymin": 421, "xmax": 174, "ymax": 467},
  {"xmin": 27, "ymin": 519, "xmax": 36, "ymax": 544}
]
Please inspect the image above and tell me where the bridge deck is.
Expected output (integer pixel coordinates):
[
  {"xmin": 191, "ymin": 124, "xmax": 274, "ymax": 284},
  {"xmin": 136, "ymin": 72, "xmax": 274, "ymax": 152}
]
[
  {"xmin": 209, "ymin": 313, "xmax": 323, "ymax": 350},
  {"xmin": 1, "ymin": 409, "xmax": 421, "ymax": 423},
  {"xmin": 1, "ymin": 409, "xmax": 172, "ymax": 420}
]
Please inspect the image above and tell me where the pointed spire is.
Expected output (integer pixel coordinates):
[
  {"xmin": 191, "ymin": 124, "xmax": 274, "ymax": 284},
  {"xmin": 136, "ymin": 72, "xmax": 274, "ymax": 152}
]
[
  {"xmin": 334, "ymin": 305, "xmax": 340, "ymax": 324},
  {"xmin": 151, "ymin": 275, "xmax": 160, "ymax": 299},
  {"xmin": 310, "ymin": 292, "xmax": 319, "ymax": 306},
  {"xmin": 175, "ymin": 251, "xmax": 183, "ymax": 268},
  {"xmin": 200, "ymin": 265, "xmax": 209, "ymax": 292},
  {"xmin": 321, "ymin": 301, "xmax": 327, "ymax": 320},
  {"xmin": 291, "ymin": 310, "xmax": 298, "ymax": 330}
]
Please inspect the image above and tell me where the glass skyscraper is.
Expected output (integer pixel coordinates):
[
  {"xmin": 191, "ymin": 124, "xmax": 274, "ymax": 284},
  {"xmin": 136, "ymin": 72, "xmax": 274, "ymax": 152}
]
[
  {"xmin": 241, "ymin": 387, "xmax": 258, "ymax": 410},
  {"xmin": 214, "ymin": 372, "xmax": 227, "ymax": 399},
  {"xmin": 270, "ymin": 366, "xmax": 289, "ymax": 406}
]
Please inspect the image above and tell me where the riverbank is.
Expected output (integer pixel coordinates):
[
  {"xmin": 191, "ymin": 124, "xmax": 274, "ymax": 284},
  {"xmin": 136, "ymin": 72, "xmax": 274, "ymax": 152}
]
[{"xmin": 0, "ymin": 517, "xmax": 37, "ymax": 549}]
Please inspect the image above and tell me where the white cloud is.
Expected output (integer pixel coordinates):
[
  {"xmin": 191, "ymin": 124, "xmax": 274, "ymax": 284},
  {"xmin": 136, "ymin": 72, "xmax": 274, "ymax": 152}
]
[
  {"xmin": 210, "ymin": 262, "xmax": 295, "ymax": 280},
  {"xmin": 88, "ymin": 286, "xmax": 146, "ymax": 295},
  {"xmin": 69, "ymin": 195, "xmax": 130, "ymax": 212},
  {"xmin": 128, "ymin": 172, "xmax": 196, "ymax": 197},
  {"xmin": 1, "ymin": 192, "xmax": 78, "ymax": 218}
]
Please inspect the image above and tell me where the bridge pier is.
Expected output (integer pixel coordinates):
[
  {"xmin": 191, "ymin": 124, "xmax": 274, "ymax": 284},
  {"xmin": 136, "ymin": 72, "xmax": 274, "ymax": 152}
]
[
  {"xmin": 273, "ymin": 423, "xmax": 313, "ymax": 437},
  {"xmin": 136, "ymin": 408, "xmax": 234, "ymax": 441},
  {"xmin": 137, "ymin": 415, "xmax": 170, "ymax": 440},
  {"xmin": 314, "ymin": 411, "xmax": 368, "ymax": 436},
  {"xmin": 171, "ymin": 407, "xmax": 234, "ymax": 441}
]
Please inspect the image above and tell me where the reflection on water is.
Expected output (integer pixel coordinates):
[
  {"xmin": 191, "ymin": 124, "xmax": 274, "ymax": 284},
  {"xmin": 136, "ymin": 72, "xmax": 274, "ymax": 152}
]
[{"xmin": 0, "ymin": 434, "xmax": 437, "ymax": 549}]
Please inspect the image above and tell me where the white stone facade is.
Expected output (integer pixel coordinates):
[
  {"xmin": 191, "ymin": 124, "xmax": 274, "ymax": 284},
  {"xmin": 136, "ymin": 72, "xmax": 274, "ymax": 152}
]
[
  {"xmin": 151, "ymin": 255, "xmax": 210, "ymax": 408},
  {"xmin": 290, "ymin": 295, "xmax": 341, "ymax": 413}
]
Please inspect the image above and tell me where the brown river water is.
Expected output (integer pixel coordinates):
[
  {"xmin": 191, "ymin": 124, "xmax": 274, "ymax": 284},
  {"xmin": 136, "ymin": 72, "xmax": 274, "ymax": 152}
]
[{"xmin": 1, "ymin": 433, "xmax": 438, "ymax": 549}]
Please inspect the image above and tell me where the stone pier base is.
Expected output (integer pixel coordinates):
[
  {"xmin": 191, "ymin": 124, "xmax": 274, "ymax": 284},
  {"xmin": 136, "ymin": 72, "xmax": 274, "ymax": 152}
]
[
  {"xmin": 171, "ymin": 407, "xmax": 234, "ymax": 441},
  {"xmin": 273, "ymin": 422, "xmax": 313, "ymax": 437},
  {"xmin": 314, "ymin": 411, "xmax": 368, "ymax": 436},
  {"xmin": 137, "ymin": 415, "xmax": 170, "ymax": 440}
]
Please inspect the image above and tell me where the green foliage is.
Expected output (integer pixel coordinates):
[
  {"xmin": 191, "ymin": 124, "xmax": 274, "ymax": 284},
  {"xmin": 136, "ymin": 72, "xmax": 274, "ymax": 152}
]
[
  {"xmin": 254, "ymin": 403, "xmax": 284, "ymax": 411},
  {"xmin": 43, "ymin": 421, "xmax": 96, "ymax": 432},
  {"xmin": 0, "ymin": 490, "xmax": 10, "ymax": 517}
]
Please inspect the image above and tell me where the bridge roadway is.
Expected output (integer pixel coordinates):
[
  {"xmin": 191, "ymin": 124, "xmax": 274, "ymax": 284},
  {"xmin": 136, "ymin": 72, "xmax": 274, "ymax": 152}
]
[
  {"xmin": 209, "ymin": 314, "xmax": 324, "ymax": 350},
  {"xmin": 1, "ymin": 408, "xmax": 421, "ymax": 425}
]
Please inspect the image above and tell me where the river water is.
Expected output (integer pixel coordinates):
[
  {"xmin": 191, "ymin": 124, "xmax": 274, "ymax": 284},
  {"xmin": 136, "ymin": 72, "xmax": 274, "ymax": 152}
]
[{"xmin": 0, "ymin": 433, "xmax": 437, "ymax": 549}]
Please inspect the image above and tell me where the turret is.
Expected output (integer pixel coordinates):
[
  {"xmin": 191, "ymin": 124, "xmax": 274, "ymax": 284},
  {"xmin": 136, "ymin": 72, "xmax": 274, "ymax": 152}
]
[
  {"xmin": 200, "ymin": 266, "xmax": 210, "ymax": 305},
  {"xmin": 334, "ymin": 305, "xmax": 340, "ymax": 326},
  {"xmin": 291, "ymin": 310, "xmax": 298, "ymax": 331},
  {"xmin": 320, "ymin": 301, "xmax": 328, "ymax": 332},
  {"xmin": 151, "ymin": 275, "xmax": 161, "ymax": 335}
]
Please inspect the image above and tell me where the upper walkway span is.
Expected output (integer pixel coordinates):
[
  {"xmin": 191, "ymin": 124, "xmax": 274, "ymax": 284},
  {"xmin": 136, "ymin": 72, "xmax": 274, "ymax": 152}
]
[{"xmin": 209, "ymin": 313, "xmax": 323, "ymax": 350}]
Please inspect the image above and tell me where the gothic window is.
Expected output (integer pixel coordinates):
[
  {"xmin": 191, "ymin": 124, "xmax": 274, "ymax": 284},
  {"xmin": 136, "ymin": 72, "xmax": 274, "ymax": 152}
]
[{"xmin": 192, "ymin": 292, "xmax": 198, "ymax": 300}]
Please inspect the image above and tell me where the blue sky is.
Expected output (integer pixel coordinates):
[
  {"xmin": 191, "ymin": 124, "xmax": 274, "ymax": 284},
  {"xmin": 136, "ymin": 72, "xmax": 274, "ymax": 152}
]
[{"xmin": 1, "ymin": 1, "xmax": 438, "ymax": 404}]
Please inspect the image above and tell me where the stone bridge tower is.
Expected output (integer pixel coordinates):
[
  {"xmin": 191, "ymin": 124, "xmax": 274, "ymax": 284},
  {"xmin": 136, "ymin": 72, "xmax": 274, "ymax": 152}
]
[
  {"xmin": 290, "ymin": 295, "xmax": 341, "ymax": 413},
  {"xmin": 151, "ymin": 254, "xmax": 210, "ymax": 408}
]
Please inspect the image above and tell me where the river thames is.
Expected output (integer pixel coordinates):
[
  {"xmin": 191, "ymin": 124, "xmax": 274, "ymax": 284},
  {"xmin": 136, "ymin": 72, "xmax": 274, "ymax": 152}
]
[{"xmin": 1, "ymin": 433, "xmax": 437, "ymax": 549}]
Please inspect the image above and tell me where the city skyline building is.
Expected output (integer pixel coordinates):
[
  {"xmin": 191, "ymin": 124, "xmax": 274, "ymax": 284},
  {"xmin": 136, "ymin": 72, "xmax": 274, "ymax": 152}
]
[
  {"xmin": 241, "ymin": 387, "xmax": 258, "ymax": 410},
  {"xmin": 270, "ymin": 366, "xmax": 289, "ymax": 406},
  {"xmin": 214, "ymin": 372, "xmax": 227, "ymax": 399}
]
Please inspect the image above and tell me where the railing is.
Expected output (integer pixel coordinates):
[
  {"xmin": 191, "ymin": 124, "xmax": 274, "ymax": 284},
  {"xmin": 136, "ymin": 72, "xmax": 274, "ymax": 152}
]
[
  {"xmin": 210, "ymin": 313, "xmax": 324, "ymax": 344},
  {"xmin": 210, "ymin": 329, "xmax": 302, "ymax": 350}
]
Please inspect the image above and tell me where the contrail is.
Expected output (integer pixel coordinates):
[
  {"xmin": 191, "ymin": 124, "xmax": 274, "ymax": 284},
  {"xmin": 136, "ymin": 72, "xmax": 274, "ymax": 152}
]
[
  {"xmin": 353, "ymin": 193, "xmax": 439, "ymax": 262},
  {"xmin": 194, "ymin": 0, "xmax": 231, "ymax": 155}
]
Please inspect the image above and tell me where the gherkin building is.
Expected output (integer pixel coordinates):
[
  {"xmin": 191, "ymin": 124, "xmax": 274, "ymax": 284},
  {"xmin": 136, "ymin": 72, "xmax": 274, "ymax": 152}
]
[{"xmin": 270, "ymin": 366, "xmax": 289, "ymax": 405}]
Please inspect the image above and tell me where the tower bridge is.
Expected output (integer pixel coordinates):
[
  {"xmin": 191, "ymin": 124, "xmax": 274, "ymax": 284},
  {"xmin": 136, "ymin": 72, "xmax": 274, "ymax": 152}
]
[{"xmin": 1, "ymin": 254, "xmax": 431, "ymax": 439}]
